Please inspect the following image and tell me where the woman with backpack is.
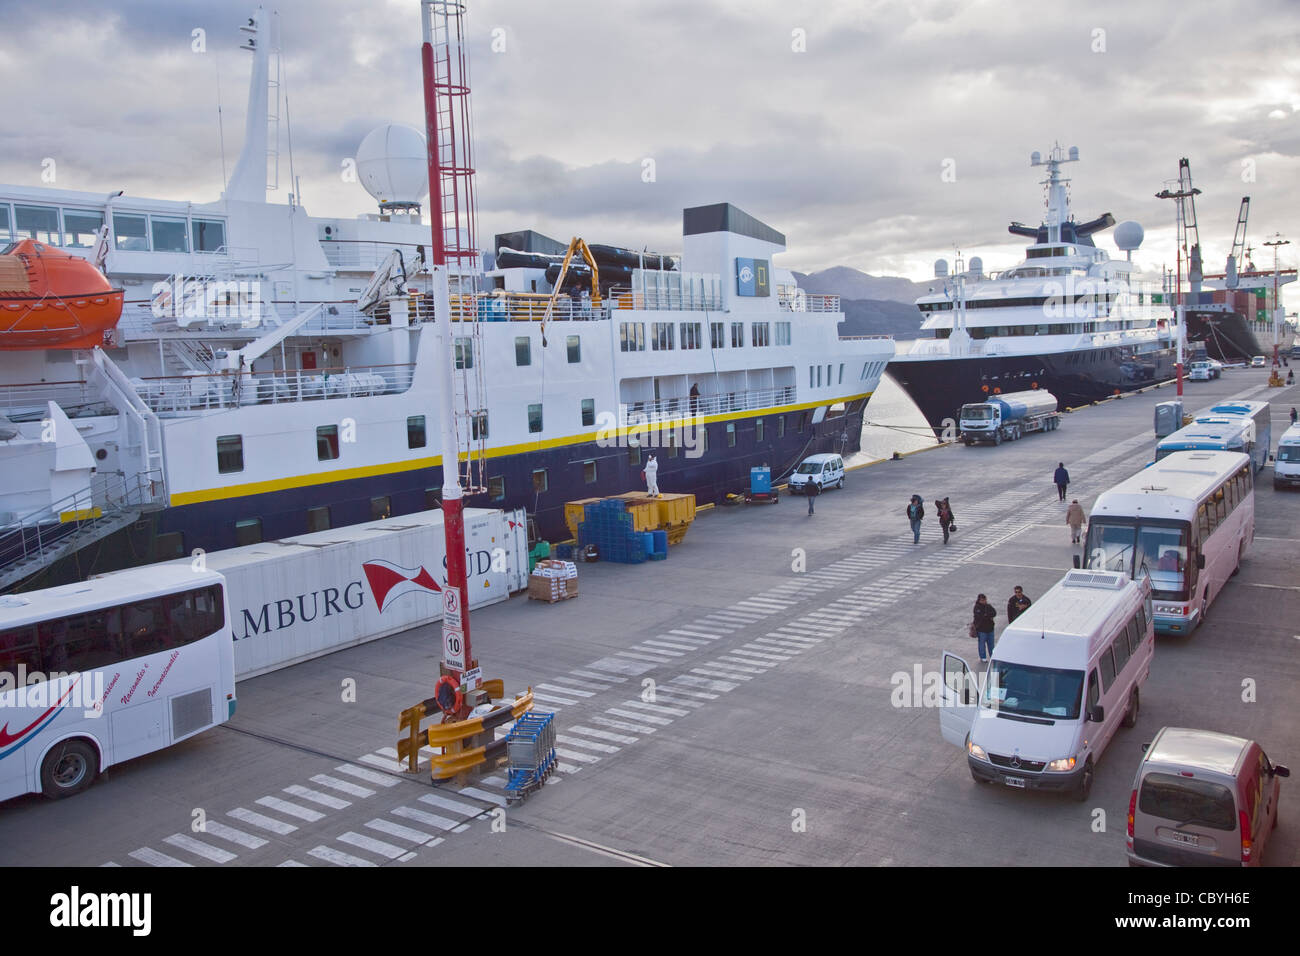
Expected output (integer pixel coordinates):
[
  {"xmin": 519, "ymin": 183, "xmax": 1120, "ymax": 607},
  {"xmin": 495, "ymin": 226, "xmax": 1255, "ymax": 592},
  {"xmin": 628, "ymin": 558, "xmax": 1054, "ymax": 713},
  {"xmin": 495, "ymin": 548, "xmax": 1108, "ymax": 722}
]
[{"xmin": 935, "ymin": 498, "xmax": 955, "ymax": 545}]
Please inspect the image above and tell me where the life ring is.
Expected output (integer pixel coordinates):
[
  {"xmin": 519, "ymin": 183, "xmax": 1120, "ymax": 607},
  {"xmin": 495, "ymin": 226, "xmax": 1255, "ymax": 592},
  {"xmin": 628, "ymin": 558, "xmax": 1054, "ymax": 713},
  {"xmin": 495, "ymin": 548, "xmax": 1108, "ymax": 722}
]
[{"xmin": 433, "ymin": 675, "xmax": 463, "ymax": 715}]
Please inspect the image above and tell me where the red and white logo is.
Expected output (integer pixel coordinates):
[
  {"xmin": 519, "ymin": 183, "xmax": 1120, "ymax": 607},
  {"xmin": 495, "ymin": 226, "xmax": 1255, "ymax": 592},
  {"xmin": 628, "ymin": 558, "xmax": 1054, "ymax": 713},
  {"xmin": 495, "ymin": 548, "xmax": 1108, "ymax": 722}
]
[{"xmin": 362, "ymin": 560, "xmax": 442, "ymax": 613}]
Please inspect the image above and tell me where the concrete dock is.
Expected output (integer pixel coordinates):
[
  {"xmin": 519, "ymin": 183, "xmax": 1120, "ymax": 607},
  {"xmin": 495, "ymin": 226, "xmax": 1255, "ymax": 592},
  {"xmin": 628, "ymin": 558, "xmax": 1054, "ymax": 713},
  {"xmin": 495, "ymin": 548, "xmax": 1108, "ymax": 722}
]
[{"xmin": 2, "ymin": 370, "xmax": 1297, "ymax": 868}]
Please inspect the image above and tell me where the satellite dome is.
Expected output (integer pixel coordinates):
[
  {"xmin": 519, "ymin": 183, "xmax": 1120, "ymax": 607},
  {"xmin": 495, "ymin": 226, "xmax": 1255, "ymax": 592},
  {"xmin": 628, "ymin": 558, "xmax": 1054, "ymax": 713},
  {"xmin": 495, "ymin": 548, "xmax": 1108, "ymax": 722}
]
[
  {"xmin": 1114, "ymin": 220, "xmax": 1144, "ymax": 251},
  {"xmin": 356, "ymin": 125, "xmax": 429, "ymax": 210},
  {"xmin": 934, "ymin": 258, "xmax": 949, "ymax": 278},
  {"xmin": 968, "ymin": 256, "xmax": 984, "ymax": 276}
]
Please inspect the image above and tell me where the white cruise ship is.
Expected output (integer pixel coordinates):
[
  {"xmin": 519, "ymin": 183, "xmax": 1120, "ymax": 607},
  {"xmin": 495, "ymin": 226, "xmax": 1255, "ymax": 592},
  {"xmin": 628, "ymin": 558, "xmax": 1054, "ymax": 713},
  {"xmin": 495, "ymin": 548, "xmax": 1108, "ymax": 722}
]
[
  {"xmin": 888, "ymin": 145, "xmax": 1177, "ymax": 433},
  {"xmin": 0, "ymin": 9, "xmax": 892, "ymax": 590}
]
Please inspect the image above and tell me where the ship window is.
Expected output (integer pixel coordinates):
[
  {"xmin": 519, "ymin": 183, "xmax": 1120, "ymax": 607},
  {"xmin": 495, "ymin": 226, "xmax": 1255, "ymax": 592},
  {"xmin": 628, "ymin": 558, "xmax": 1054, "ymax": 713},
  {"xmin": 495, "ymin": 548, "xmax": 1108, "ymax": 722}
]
[
  {"xmin": 838, "ymin": 363, "xmax": 844, "ymax": 385},
  {"xmin": 581, "ymin": 398, "xmax": 595, "ymax": 427},
  {"xmin": 407, "ymin": 415, "xmax": 426, "ymax": 449},
  {"xmin": 192, "ymin": 219, "xmax": 226, "ymax": 253},
  {"xmin": 566, "ymin": 335, "xmax": 581, "ymax": 363},
  {"xmin": 532, "ymin": 469, "xmax": 548, "ymax": 493},
  {"xmin": 817, "ymin": 366, "xmax": 822, "ymax": 387},
  {"xmin": 619, "ymin": 322, "xmax": 645, "ymax": 352},
  {"xmin": 528, "ymin": 403, "xmax": 543, "ymax": 433},
  {"xmin": 681, "ymin": 322, "xmax": 702, "ymax": 350},
  {"xmin": 471, "ymin": 411, "xmax": 488, "ymax": 440},
  {"xmin": 726, "ymin": 423, "xmax": 736, "ymax": 447},
  {"xmin": 316, "ymin": 425, "xmax": 340, "ymax": 461},
  {"xmin": 113, "ymin": 213, "xmax": 149, "ymax": 251},
  {"xmin": 151, "ymin": 216, "xmax": 189, "ymax": 253},
  {"xmin": 711, "ymin": 321, "xmax": 725, "ymax": 348},
  {"xmin": 515, "ymin": 336, "xmax": 531, "ymax": 366},
  {"xmin": 701, "ymin": 428, "xmax": 709, "ymax": 453},
  {"xmin": 306, "ymin": 506, "xmax": 331, "ymax": 532},
  {"xmin": 14, "ymin": 204, "xmax": 60, "ymax": 245},
  {"xmin": 628, "ymin": 445, "xmax": 640, "ymax": 466},
  {"xmin": 454, "ymin": 337, "xmax": 473, "ymax": 369},
  {"xmin": 776, "ymin": 321, "xmax": 791, "ymax": 346},
  {"xmin": 651, "ymin": 322, "xmax": 674, "ymax": 351},
  {"xmin": 0, "ymin": 204, "xmax": 9, "ymax": 241},
  {"xmin": 778, "ymin": 416, "xmax": 786, "ymax": 438},
  {"xmin": 370, "ymin": 495, "xmax": 392, "ymax": 520},
  {"xmin": 751, "ymin": 322, "xmax": 770, "ymax": 347},
  {"xmin": 234, "ymin": 518, "xmax": 263, "ymax": 546},
  {"xmin": 63, "ymin": 211, "xmax": 104, "ymax": 249},
  {"xmin": 583, "ymin": 460, "xmax": 597, "ymax": 483},
  {"xmin": 217, "ymin": 435, "xmax": 244, "ymax": 474},
  {"xmin": 755, "ymin": 418, "xmax": 764, "ymax": 442},
  {"xmin": 731, "ymin": 322, "xmax": 744, "ymax": 347}
]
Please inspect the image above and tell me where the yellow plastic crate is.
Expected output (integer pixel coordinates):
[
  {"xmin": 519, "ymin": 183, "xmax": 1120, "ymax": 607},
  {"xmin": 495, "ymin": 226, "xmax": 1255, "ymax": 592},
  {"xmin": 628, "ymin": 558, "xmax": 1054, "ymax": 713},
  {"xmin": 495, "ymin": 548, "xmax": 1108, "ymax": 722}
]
[
  {"xmin": 565, "ymin": 498, "xmax": 603, "ymax": 537},
  {"xmin": 654, "ymin": 493, "xmax": 696, "ymax": 527}
]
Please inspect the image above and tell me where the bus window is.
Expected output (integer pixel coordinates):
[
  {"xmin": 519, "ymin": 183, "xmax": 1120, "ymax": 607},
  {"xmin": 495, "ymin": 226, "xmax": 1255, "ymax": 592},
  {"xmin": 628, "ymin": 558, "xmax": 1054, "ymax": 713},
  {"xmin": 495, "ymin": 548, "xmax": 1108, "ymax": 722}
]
[
  {"xmin": 1136, "ymin": 524, "xmax": 1188, "ymax": 599},
  {"xmin": 0, "ymin": 625, "xmax": 40, "ymax": 677},
  {"xmin": 1087, "ymin": 522, "xmax": 1135, "ymax": 574},
  {"xmin": 120, "ymin": 599, "xmax": 169, "ymax": 657}
]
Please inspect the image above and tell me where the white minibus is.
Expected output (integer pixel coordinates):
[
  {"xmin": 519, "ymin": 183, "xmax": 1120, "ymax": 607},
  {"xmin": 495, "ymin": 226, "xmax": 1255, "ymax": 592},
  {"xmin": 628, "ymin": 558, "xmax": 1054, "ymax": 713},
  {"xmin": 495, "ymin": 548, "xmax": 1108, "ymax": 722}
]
[{"xmin": 940, "ymin": 569, "xmax": 1154, "ymax": 801}]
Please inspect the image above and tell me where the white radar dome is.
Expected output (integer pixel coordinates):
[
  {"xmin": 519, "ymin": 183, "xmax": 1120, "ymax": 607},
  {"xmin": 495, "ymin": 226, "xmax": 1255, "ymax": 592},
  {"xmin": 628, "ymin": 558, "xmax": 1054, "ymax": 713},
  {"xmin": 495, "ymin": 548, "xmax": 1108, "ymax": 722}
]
[
  {"xmin": 1114, "ymin": 220, "xmax": 1144, "ymax": 252},
  {"xmin": 356, "ymin": 124, "xmax": 429, "ymax": 208},
  {"xmin": 968, "ymin": 256, "xmax": 984, "ymax": 275},
  {"xmin": 934, "ymin": 258, "xmax": 949, "ymax": 278}
]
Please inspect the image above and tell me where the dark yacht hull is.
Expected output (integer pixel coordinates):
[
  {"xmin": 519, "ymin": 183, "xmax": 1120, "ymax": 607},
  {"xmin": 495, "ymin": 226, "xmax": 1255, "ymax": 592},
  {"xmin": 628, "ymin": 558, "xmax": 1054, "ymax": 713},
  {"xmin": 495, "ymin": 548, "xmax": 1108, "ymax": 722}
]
[
  {"xmin": 888, "ymin": 341, "xmax": 1178, "ymax": 434},
  {"xmin": 1185, "ymin": 308, "xmax": 1264, "ymax": 363}
]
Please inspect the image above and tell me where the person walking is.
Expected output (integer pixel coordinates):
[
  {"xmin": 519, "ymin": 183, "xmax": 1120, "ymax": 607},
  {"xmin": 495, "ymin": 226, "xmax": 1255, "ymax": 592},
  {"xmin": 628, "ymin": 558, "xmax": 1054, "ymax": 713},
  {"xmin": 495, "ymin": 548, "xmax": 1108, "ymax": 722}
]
[
  {"xmin": 906, "ymin": 494, "xmax": 925, "ymax": 543},
  {"xmin": 1289, "ymin": 370, "xmax": 1296, "ymax": 385},
  {"xmin": 935, "ymin": 498, "xmax": 955, "ymax": 545},
  {"xmin": 1292, "ymin": 407, "xmax": 1298, "ymax": 425},
  {"xmin": 1053, "ymin": 462, "xmax": 1070, "ymax": 501},
  {"xmin": 972, "ymin": 594, "xmax": 997, "ymax": 663},
  {"xmin": 1006, "ymin": 586, "xmax": 1032, "ymax": 624},
  {"xmin": 806, "ymin": 476, "xmax": 820, "ymax": 516},
  {"xmin": 1066, "ymin": 499, "xmax": 1086, "ymax": 544}
]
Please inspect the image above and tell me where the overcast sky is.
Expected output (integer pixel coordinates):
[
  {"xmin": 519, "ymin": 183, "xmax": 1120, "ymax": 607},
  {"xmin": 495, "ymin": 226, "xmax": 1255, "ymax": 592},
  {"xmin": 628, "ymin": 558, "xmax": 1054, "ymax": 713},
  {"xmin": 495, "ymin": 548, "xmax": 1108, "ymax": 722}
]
[{"xmin": 2, "ymin": 0, "xmax": 1297, "ymax": 282}]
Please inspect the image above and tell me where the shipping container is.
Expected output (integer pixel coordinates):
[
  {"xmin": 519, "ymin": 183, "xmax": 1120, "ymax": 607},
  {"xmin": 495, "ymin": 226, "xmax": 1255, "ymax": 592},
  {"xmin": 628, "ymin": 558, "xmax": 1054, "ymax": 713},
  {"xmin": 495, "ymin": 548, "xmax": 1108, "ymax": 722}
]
[{"xmin": 158, "ymin": 507, "xmax": 528, "ymax": 679}]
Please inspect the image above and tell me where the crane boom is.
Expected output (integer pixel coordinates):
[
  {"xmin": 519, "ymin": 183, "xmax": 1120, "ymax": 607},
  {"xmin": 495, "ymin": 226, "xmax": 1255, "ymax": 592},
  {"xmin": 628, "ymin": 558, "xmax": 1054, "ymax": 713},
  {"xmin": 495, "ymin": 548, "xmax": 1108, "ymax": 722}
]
[
  {"xmin": 1178, "ymin": 158, "xmax": 1203, "ymax": 293},
  {"xmin": 1226, "ymin": 197, "xmax": 1250, "ymax": 287}
]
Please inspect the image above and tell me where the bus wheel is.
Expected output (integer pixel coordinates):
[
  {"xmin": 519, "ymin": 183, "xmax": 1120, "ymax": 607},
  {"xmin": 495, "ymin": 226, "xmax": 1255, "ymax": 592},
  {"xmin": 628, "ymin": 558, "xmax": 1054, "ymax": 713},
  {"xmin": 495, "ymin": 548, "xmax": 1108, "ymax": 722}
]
[
  {"xmin": 40, "ymin": 739, "xmax": 99, "ymax": 800},
  {"xmin": 1122, "ymin": 689, "xmax": 1139, "ymax": 729},
  {"xmin": 1074, "ymin": 758, "xmax": 1095, "ymax": 803}
]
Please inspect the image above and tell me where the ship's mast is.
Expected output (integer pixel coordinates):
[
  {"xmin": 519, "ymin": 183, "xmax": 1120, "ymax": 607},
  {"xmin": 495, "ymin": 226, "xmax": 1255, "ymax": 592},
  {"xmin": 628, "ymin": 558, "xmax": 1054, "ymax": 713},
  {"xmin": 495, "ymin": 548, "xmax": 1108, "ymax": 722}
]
[{"xmin": 1030, "ymin": 144, "xmax": 1079, "ymax": 244}]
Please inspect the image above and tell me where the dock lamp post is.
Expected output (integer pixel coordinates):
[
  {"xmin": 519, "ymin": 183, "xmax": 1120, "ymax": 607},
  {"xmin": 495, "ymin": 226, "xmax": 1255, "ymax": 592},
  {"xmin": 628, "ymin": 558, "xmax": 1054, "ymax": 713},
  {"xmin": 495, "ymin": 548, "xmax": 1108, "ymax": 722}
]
[
  {"xmin": 1156, "ymin": 183, "xmax": 1201, "ymax": 397},
  {"xmin": 1263, "ymin": 235, "xmax": 1290, "ymax": 368}
]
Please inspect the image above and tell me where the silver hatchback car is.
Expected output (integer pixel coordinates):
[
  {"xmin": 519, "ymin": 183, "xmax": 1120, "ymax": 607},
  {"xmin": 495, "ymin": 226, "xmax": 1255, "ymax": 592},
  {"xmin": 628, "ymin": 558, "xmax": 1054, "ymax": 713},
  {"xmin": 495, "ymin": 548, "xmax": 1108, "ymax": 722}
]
[{"xmin": 1127, "ymin": 727, "xmax": 1290, "ymax": 866}]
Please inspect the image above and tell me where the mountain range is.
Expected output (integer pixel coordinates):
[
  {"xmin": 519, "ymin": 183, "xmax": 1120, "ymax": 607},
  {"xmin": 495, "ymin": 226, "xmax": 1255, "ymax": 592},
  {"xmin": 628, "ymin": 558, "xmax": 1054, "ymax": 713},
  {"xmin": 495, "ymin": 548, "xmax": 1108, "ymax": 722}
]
[{"xmin": 792, "ymin": 266, "xmax": 930, "ymax": 339}]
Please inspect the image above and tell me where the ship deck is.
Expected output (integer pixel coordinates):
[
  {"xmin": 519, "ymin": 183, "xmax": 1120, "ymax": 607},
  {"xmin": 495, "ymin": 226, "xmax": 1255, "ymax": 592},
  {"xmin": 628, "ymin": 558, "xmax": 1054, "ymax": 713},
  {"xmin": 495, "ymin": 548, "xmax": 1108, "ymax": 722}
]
[{"xmin": 3, "ymin": 368, "xmax": 1298, "ymax": 868}]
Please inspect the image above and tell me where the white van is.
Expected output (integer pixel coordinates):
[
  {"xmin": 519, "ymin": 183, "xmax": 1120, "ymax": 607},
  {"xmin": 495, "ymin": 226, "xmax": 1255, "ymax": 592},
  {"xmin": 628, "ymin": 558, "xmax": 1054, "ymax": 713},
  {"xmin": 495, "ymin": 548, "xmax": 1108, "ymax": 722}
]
[
  {"xmin": 1273, "ymin": 423, "xmax": 1300, "ymax": 490},
  {"xmin": 787, "ymin": 453, "xmax": 845, "ymax": 493},
  {"xmin": 939, "ymin": 569, "xmax": 1154, "ymax": 801},
  {"xmin": 1188, "ymin": 361, "xmax": 1214, "ymax": 382}
]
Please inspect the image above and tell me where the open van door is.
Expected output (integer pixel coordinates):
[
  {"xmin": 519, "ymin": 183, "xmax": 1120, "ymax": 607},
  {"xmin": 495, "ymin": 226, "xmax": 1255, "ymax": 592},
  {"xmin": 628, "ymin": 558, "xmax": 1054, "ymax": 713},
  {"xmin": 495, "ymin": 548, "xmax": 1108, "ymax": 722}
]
[{"xmin": 939, "ymin": 651, "xmax": 979, "ymax": 748}]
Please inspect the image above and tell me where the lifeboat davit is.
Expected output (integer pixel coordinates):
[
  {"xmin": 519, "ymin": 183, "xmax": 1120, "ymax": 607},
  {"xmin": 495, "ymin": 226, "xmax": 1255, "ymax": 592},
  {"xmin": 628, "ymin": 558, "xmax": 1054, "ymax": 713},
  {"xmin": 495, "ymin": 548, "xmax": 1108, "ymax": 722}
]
[{"xmin": 0, "ymin": 239, "xmax": 124, "ymax": 349}]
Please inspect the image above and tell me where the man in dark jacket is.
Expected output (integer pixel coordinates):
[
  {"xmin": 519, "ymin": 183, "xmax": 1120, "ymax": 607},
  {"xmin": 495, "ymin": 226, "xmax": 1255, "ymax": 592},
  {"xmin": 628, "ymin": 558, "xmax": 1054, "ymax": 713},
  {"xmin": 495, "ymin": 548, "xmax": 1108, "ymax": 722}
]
[
  {"xmin": 807, "ymin": 476, "xmax": 819, "ymax": 515},
  {"xmin": 973, "ymin": 594, "xmax": 997, "ymax": 662},
  {"xmin": 1007, "ymin": 586, "xmax": 1032, "ymax": 623},
  {"xmin": 1053, "ymin": 462, "xmax": 1070, "ymax": 501}
]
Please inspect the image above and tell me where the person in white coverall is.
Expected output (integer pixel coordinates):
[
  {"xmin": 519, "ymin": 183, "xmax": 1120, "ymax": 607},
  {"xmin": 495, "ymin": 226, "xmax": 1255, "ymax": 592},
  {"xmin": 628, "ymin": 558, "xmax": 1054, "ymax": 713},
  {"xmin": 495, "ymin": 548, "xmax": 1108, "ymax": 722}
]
[{"xmin": 644, "ymin": 454, "xmax": 659, "ymax": 497}]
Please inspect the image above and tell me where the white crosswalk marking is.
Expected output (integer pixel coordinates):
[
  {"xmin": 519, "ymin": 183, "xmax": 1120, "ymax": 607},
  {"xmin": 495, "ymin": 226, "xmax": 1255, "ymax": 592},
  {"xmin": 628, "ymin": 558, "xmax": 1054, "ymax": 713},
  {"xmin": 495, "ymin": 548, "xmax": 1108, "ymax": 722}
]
[
  {"xmin": 591, "ymin": 714, "xmax": 659, "ymax": 734},
  {"xmin": 713, "ymin": 657, "xmax": 771, "ymax": 674},
  {"xmin": 554, "ymin": 746, "xmax": 601, "ymax": 764},
  {"xmin": 653, "ymin": 684, "xmax": 717, "ymax": 700},
  {"xmin": 310, "ymin": 773, "xmax": 374, "ymax": 798},
  {"xmin": 619, "ymin": 699, "xmax": 689, "ymax": 717},
  {"xmin": 284, "ymin": 784, "xmax": 351, "ymax": 810},
  {"xmin": 419, "ymin": 792, "xmax": 491, "ymax": 817},
  {"xmin": 201, "ymin": 821, "xmax": 268, "ymax": 850},
  {"xmin": 338, "ymin": 831, "xmax": 406, "ymax": 859},
  {"xmin": 163, "ymin": 833, "xmax": 237, "ymax": 864},
  {"xmin": 533, "ymin": 692, "xmax": 576, "ymax": 706},
  {"xmin": 128, "ymin": 847, "xmax": 192, "ymax": 867},
  {"xmin": 556, "ymin": 734, "xmax": 620, "ymax": 754},
  {"xmin": 607, "ymin": 707, "xmax": 672, "ymax": 726},
  {"xmin": 335, "ymin": 763, "xmax": 399, "ymax": 787},
  {"xmin": 569, "ymin": 669, "xmax": 627, "ymax": 682},
  {"xmin": 308, "ymin": 845, "xmax": 375, "ymax": 867},
  {"xmin": 457, "ymin": 786, "xmax": 509, "ymax": 807},
  {"xmin": 567, "ymin": 724, "xmax": 637, "ymax": 744},
  {"xmin": 256, "ymin": 796, "xmax": 325, "ymax": 822},
  {"xmin": 671, "ymin": 674, "xmax": 737, "ymax": 692},
  {"xmin": 537, "ymin": 682, "xmax": 595, "ymax": 697},
  {"xmin": 228, "ymin": 807, "xmax": 297, "ymax": 835},
  {"xmin": 642, "ymin": 639, "xmax": 704, "ymax": 651},
  {"xmin": 690, "ymin": 666, "xmax": 753, "ymax": 681},
  {"xmin": 399, "ymin": 804, "xmax": 464, "ymax": 830},
  {"xmin": 357, "ymin": 753, "xmax": 401, "ymax": 771},
  {"xmin": 366, "ymin": 818, "xmax": 440, "ymax": 845}
]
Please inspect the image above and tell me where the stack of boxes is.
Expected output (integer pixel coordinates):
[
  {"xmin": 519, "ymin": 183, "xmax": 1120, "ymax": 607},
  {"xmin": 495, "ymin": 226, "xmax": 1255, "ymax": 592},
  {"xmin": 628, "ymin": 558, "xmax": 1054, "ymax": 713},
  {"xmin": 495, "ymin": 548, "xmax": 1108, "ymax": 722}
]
[
  {"xmin": 576, "ymin": 499, "xmax": 648, "ymax": 564},
  {"xmin": 527, "ymin": 558, "xmax": 579, "ymax": 602}
]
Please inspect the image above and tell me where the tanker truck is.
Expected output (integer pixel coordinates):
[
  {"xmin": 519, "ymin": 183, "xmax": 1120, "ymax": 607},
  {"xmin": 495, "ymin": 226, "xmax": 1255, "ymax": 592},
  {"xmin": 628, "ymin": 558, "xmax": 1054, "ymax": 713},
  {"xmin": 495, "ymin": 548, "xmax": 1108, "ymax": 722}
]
[{"xmin": 959, "ymin": 389, "xmax": 1061, "ymax": 445}]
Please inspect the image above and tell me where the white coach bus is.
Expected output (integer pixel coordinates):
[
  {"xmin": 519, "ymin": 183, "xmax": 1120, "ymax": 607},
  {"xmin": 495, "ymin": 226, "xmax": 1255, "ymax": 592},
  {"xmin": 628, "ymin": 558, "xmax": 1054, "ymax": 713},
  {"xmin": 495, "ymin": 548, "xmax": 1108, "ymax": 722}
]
[
  {"xmin": 0, "ymin": 566, "xmax": 235, "ymax": 800},
  {"xmin": 1080, "ymin": 451, "xmax": 1254, "ymax": 635}
]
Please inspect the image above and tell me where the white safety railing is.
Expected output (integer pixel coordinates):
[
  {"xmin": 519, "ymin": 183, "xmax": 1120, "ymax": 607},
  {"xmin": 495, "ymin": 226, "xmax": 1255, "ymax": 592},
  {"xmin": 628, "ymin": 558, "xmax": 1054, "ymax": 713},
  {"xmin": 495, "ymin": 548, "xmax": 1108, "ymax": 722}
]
[
  {"xmin": 779, "ymin": 292, "xmax": 841, "ymax": 313},
  {"xmin": 127, "ymin": 362, "xmax": 416, "ymax": 415},
  {"xmin": 320, "ymin": 240, "xmax": 427, "ymax": 271},
  {"xmin": 619, "ymin": 385, "xmax": 798, "ymax": 425}
]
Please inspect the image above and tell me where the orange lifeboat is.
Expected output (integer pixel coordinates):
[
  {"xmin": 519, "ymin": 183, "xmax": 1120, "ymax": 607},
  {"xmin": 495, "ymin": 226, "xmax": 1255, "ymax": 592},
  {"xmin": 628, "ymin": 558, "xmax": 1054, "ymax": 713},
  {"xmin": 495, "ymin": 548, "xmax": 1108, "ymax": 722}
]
[{"xmin": 0, "ymin": 239, "xmax": 124, "ymax": 349}]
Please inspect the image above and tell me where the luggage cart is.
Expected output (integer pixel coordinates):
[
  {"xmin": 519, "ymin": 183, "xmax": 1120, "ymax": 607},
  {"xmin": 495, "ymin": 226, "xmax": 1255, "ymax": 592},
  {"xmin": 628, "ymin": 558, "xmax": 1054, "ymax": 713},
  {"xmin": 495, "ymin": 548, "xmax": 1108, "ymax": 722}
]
[{"xmin": 504, "ymin": 712, "xmax": 557, "ymax": 800}]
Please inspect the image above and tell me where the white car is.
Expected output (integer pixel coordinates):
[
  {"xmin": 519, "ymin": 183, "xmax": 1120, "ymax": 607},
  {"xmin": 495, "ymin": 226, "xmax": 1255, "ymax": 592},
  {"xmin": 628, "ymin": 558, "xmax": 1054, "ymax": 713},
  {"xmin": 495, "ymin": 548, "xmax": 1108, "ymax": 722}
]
[
  {"xmin": 787, "ymin": 454, "xmax": 845, "ymax": 493},
  {"xmin": 1250, "ymin": 355, "xmax": 1267, "ymax": 368}
]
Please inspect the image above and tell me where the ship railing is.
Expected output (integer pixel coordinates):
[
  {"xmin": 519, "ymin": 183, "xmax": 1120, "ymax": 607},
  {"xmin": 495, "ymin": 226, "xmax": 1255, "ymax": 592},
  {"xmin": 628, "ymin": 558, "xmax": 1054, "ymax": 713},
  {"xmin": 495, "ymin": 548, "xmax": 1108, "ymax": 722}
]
[
  {"xmin": 126, "ymin": 362, "xmax": 416, "ymax": 415},
  {"xmin": 606, "ymin": 288, "xmax": 723, "ymax": 312},
  {"xmin": 619, "ymin": 385, "xmax": 799, "ymax": 425},
  {"xmin": 427, "ymin": 292, "xmax": 611, "ymax": 322},
  {"xmin": 0, "ymin": 469, "xmax": 164, "ymax": 579},
  {"xmin": 0, "ymin": 379, "xmax": 114, "ymax": 420},
  {"xmin": 779, "ymin": 292, "xmax": 841, "ymax": 313},
  {"xmin": 837, "ymin": 334, "xmax": 895, "ymax": 341},
  {"xmin": 321, "ymin": 240, "xmax": 429, "ymax": 271}
]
